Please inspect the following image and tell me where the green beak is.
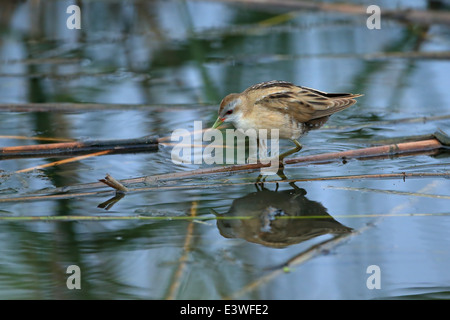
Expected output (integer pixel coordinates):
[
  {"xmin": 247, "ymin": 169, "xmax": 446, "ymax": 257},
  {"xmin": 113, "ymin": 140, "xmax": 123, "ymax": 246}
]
[{"xmin": 212, "ymin": 117, "xmax": 224, "ymax": 129}]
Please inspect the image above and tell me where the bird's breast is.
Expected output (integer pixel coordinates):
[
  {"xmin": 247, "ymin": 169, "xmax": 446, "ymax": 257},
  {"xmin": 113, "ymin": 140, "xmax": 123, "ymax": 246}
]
[{"xmin": 232, "ymin": 110, "xmax": 306, "ymax": 140}]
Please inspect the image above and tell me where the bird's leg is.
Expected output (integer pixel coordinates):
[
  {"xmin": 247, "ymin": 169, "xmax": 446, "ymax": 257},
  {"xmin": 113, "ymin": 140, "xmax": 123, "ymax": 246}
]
[
  {"xmin": 279, "ymin": 139, "xmax": 302, "ymax": 161},
  {"xmin": 255, "ymin": 139, "xmax": 300, "ymax": 187},
  {"xmin": 255, "ymin": 172, "xmax": 267, "ymax": 188}
]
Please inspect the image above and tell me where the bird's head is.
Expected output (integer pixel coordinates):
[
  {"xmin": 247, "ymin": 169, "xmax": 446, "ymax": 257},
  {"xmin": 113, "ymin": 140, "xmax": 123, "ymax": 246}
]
[{"xmin": 212, "ymin": 93, "xmax": 242, "ymax": 129}]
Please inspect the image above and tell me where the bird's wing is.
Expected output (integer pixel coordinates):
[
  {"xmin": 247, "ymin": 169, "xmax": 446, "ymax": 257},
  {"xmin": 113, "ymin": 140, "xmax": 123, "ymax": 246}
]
[{"xmin": 253, "ymin": 85, "xmax": 362, "ymax": 122}]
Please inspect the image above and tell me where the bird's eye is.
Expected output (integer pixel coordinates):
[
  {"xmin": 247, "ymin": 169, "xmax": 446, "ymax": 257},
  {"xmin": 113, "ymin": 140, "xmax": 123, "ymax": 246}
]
[{"xmin": 226, "ymin": 110, "xmax": 233, "ymax": 115}]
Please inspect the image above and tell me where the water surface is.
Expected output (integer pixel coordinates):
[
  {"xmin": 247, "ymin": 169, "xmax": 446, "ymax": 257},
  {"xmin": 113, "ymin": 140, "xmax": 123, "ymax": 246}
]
[{"xmin": 0, "ymin": 0, "xmax": 449, "ymax": 299}]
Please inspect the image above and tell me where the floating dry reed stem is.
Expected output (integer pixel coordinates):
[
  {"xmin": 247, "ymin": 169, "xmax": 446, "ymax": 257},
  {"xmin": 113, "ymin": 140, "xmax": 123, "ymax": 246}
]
[
  {"xmin": 99, "ymin": 174, "xmax": 129, "ymax": 193},
  {"xmin": 0, "ymin": 135, "xmax": 159, "ymax": 159},
  {"xmin": 15, "ymin": 150, "xmax": 112, "ymax": 173},
  {"xmin": 0, "ymin": 172, "xmax": 448, "ymax": 204},
  {"xmin": 138, "ymin": 137, "xmax": 446, "ymax": 185}
]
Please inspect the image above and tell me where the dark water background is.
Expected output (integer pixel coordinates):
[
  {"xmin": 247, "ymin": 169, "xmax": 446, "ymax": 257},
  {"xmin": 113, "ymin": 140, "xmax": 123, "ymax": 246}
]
[{"xmin": 0, "ymin": 0, "xmax": 449, "ymax": 299}]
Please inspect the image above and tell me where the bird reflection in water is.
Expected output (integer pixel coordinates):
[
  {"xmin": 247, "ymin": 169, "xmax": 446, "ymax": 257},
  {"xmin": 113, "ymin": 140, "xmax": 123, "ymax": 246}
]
[{"xmin": 215, "ymin": 183, "xmax": 352, "ymax": 248}]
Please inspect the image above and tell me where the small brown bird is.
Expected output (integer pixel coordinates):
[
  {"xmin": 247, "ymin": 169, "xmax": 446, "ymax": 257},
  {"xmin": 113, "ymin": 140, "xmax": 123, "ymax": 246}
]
[{"xmin": 212, "ymin": 80, "xmax": 363, "ymax": 159}]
